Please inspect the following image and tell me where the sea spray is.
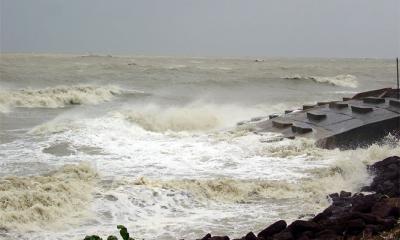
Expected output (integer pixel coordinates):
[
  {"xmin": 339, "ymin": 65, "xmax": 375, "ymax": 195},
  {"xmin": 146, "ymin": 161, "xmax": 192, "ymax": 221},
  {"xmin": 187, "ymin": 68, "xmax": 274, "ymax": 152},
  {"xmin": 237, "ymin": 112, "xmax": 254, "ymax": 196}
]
[{"xmin": 112, "ymin": 103, "xmax": 269, "ymax": 132}]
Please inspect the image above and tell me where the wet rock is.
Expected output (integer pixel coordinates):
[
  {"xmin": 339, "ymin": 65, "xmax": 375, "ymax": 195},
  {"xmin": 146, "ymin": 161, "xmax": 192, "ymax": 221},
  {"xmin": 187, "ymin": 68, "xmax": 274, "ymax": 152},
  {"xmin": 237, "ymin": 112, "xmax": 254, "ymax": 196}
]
[
  {"xmin": 296, "ymin": 236, "xmax": 310, "ymax": 240},
  {"xmin": 363, "ymin": 224, "xmax": 380, "ymax": 236},
  {"xmin": 210, "ymin": 236, "xmax": 229, "ymax": 240},
  {"xmin": 349, "ymin": 212, "xmax": 379, "ymax": 224},
  {"xmin": 367, "ymin": 156, "xmax": 400, "ymax": 197},
  {"xmin": 297, "ymin": 231, "xmax": 314, "ymax": 239},
  {"xmin": 339, "ymin": 191, "xmax": 351, "ymax": 198},
  {"xmin": 287, "ymin": 220, "xmax": 320, "ymax": 237},
  {"xmin": 379, "ymin": 217, "xmax": 397, "ymax": 230},
  {"xmin": 328, "ymin": 193, "xmax": 339, "ymax": 199},
  {"xmin": 351, "ymin": 194, "xmax": 381, "ymax": 212},
  {"xmin": 371, "ymin": 197, "xmax": 400, "ymax": 218},
  {"xmin": 244, "ymin": 232, "xmax": 257, "ymax": 240},
  {"xmin": 200, "ymin": 233, "xmax": 211, "ymax": 240},
  {"xmin": 345, "ymin": 218, "xmax": 365, "ymax": 235},
  {"xmin": 257, "ymin": 220, "xmax": 287, "ymax": 238},
  {"xmin": 314, "ymin": 229, "xmax": 337, "ymax": 239},
  {"xmin": 272, "ymin": 230, "xmax": 293, "ymax": 240},
  {"xmin": 312, "ymin": 207, "xmax": 332, "ymax": 223}
]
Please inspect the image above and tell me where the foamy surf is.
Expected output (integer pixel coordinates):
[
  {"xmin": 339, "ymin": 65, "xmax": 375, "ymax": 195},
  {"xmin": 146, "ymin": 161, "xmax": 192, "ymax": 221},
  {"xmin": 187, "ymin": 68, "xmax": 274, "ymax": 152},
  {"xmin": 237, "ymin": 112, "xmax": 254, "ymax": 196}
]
[
  {"xmin": 283, "ymin": 74, "xmax": 358, "ymax": 88},
  {"xmin": 0, "ymin": 163, "xmax": 97, "ymax": 231},
  {"xmin": 0, "ymin": 85, "xmax": 142, "ymax": 113}
]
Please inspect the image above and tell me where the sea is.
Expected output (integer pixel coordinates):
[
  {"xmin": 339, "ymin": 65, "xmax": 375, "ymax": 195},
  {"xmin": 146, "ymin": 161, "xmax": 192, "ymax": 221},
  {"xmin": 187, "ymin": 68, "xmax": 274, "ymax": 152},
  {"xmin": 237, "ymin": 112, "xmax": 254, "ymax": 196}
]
[{"xmin": 0, "ymin": 54, "xmax": 399, "ymax": 240}]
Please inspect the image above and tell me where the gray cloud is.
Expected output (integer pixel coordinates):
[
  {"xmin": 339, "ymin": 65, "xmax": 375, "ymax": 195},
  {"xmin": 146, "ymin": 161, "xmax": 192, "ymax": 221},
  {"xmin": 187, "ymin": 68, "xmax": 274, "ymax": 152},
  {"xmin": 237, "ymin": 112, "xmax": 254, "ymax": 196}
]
[{"xmin": 1, "ymin": 0, "xmax": 399, "ymax": 58}]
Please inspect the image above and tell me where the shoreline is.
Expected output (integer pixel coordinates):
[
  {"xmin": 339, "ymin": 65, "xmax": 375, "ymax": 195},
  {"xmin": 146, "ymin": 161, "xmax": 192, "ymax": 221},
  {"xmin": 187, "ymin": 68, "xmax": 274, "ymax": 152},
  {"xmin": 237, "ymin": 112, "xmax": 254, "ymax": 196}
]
[
  {"xmin": 82, "ymin": 156, "xmax": 400, "ymax": 240},
  {"xmin": 197, "ymin": 156, "xmax": 400, "ymax": 240}
]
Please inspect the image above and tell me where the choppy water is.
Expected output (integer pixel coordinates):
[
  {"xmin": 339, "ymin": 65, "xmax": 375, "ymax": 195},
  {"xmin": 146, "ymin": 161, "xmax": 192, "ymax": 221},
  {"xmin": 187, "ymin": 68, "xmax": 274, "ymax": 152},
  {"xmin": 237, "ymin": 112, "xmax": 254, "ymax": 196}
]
[{"xmin": 0, "ymin": 54, "xmax": 399, "ymax": 240}]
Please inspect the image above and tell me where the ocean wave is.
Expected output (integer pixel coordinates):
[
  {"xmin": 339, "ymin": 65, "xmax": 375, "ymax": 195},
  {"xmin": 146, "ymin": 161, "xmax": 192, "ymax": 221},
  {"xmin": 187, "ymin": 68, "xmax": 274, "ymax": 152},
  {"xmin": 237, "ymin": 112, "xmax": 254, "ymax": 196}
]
[
  {"xmin": 282, "ymin": 74, "xmax": 358, "ymax": 88},
  {"xmin": 113, "ymin": 103, "xmax": 266, "ymax": 132},
  {"xmin": 0, "ymin": 163, "xmax": 97, "ymax": 230},
  {"xmin": 0, "ymin": 85, "xmax": 128, "ymax": 113}
]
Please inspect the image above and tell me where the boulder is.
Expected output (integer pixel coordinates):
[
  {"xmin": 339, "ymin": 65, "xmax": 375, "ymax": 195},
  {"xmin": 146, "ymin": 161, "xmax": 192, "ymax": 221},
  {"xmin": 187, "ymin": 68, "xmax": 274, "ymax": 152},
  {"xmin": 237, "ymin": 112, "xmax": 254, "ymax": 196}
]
[
  {"xmin": 345, "ymin": 218, "xmax": 365, "ymax": 235},
  {"xmin": 339, "ymin": 191, "xmax": 351, "ymax": 198},
  {"xmin": 287, "ymin": 220, "xmax": 320, "ymax": 237},
  {"xmin": 200, "ymin": 233, "xmax": 211, "ymax": 240},
  {"xmin": 314, "ymin": 229, "xmax": 338, "ymax": 240},
  {"xmin": 371, "ymin": 198, "xmax": 400, "ymax": 218},
  {"xmin": 351, "ymin": 194, "xmax": 381, "ymax": 212},
  {"xmin": 258, "ymin": 220, "xmax": 287, "ymax": 238},
  {"xmin": 272, "ymin": 230, "xmax": 293, "ymax": 240},
  {"xmin": 210, "ymin": 236, "xmax": 229, "ymax": 240},
  {"xmin": 244, "ymin": 232, "xmax": 257, "ymax": 240}
]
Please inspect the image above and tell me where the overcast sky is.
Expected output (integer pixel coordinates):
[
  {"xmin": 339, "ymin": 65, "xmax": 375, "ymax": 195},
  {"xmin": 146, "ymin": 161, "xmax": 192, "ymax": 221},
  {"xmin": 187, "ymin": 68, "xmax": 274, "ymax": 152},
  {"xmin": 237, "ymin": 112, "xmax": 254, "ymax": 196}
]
[{"xmin": 1, "ymin": 0, "xmax": 399, "ymax": 58}]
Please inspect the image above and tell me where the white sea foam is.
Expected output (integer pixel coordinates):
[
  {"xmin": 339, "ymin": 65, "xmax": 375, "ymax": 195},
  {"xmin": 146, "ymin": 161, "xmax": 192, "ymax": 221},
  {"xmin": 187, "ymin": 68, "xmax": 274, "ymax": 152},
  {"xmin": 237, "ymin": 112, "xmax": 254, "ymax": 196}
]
[
  {"xmin": 0, "ymin": 85, "xmax": 126, "ymax": 112},
  {"xmin": 75, "ymin": 137, "xmax": 400, "ymax": 239},
  {"xmin": 283, "ymin": 74, "xmax": 358, "ymax": 88},
  {"xmin": 0, "ymin": 163, "xmax": 97, "ymax": 231}
]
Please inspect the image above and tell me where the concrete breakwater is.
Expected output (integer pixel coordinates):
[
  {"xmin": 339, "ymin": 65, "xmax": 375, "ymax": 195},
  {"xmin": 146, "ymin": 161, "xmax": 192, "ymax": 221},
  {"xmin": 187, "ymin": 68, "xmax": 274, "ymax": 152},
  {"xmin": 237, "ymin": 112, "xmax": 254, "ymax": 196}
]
[
  {"xmin": 197, "ymin": 156, "xmax": 400, "ymax": 240},
  {"xmin": 251, "ymin": 88, "xmax": 400, "ymax": 150}
]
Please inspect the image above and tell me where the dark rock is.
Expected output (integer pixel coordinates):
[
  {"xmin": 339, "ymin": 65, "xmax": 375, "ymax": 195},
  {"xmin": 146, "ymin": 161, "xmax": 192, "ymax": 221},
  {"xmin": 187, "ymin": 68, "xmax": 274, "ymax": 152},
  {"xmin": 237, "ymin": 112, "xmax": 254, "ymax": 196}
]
[
  {"xmin": 210, "ymin": 237, "xmax": 229, "ymax": 240},
  {"xmin": 345, "ymin": 218, "xmax": 365, "ymax": 235},
  {"xmin": 347, "ymin": 218, "xmax": 365, "ymax": 229},
  {"xmin": 272, "ymin": 230, "xmax": 293, "ymax": 240},
  {"xmin": 349, "ymin": 212, "xmax": 379, "ymax": 224},
  {"xmin": 367, "ymin": 156, "xmax": 400, "ymax": 197},
  {"xmin": 312, "ymin": 207, "xmax": 332, "ymax": 223},
  {"xmin": 324, "ymin": 222, "xmax": 346, "ymax": 235},
  {"xmin": 328, "ymin": 193, "xmax": 339, "ymax": 199},
  {"xmin": 378, "ymin": 217, "xmax": 397, "ymax": 230},
  {"xmin": 371, "ymin": 198, "xmax": 400, "ymax": 218},
  {"xmin": 339, "ymin": 191, "xmax": 351, "ymax": 198},
  {"xmin": 351, "ymin": 194, "xmax": 381, "ymax": 212},
  {"xmin": 287, "ymin": 220, "xmax": 320, "ymax": 237},
  {"xmin": 363, "ymin": 224, "xmax": 380, "ymax": 235},
  {"xmin": 371, "ymin": 156, "xmax": 400, "ymax": 169},
  {"xmin": 295, "ymin": 236, "xmax": 309, "ymax": 240},
  {"xmin": 296, "ymin": 236, "xmax": 310, "ymax": 240},
  {"xmin": 244, "ymin": 232, "xmax": 257, "ymax": 240},
  {"xmin": 360, "ymin": 186, "xmax": 372, "ymax": 192},
  {"xmin": 299, "ymin": 231, "xmax": 314, "ymax": 238},
  {"xmin": 201, "ymin": 233, "xmax": 211, "ymax": 240},
  {"xmin": 258, "ymin": 220, "xmax": 287, "ymax": 238},
  {"xmin": 314, "ymin": 229, "xmax": 338, "ymax": 240}
]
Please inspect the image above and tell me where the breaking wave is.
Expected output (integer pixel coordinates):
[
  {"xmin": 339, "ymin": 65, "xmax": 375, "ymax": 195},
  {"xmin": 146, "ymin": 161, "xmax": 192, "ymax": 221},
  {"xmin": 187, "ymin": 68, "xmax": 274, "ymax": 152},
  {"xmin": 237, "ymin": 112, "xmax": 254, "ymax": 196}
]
[
  {"xmin": 0, "ymin": 85, "xmax": 130, "ymax": 113},
  {"xmin": 113, "ymin": 103, "xmax": 266, "ymax": 132},
  {"xmin": 283, "ymin": 74, "xmax": 358, "ymax": 88},
  {"xmin": 0, "ymin": 163, "xmax": 97, "ymax": 230}
]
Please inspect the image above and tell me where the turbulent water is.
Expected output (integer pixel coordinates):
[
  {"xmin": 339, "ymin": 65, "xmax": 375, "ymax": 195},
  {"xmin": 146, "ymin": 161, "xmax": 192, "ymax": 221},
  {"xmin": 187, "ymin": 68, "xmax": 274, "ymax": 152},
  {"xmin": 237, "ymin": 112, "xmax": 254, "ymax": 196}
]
[{"xmin": 0, "ymin": 54, "xmax": 399, "ymax": 240}]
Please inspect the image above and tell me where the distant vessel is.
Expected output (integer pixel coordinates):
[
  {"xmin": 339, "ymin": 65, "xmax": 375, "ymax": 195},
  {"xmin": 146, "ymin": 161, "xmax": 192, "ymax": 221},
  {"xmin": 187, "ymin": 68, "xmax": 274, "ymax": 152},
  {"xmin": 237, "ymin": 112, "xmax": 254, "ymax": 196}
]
[{"xmin": 246, "ymin": 88, "xmax": 400, "ymax": 149}]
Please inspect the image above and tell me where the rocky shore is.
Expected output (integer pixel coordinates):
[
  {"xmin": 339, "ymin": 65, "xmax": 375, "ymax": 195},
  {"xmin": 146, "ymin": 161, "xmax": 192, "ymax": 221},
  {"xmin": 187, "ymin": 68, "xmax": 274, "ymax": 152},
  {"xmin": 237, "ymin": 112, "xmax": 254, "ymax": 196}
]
[{"xmin": 198, "ymin": 156, "xmax": 400, "ymax": 240}]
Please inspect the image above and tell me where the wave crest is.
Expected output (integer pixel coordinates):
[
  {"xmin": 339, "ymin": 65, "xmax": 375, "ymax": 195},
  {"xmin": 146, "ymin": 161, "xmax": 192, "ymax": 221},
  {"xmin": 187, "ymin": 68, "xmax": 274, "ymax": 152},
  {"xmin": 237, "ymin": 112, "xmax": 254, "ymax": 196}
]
[
  {"xmin": 283, "ymin": 74, "xmax": 358, "ymax": 88},
  {"xmin": 114, "ymin": 103, "xmax": 264, "ymax": 132},
  {"xmin": 0, "ymin": 85, "xmax": 124, "ymax": 112},
  {"xmin": 0, "ymin": 163, "xmax": 97, "ymax": 230}
]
